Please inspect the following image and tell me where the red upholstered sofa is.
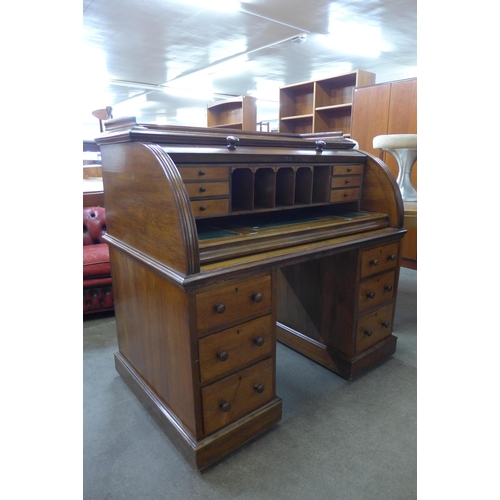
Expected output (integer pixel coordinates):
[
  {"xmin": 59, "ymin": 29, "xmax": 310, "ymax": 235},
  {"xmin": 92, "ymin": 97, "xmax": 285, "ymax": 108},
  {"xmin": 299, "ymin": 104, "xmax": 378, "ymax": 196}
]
[{"xmin": 83, "ymin": 207, "xmax": 114, "ymax": 314}]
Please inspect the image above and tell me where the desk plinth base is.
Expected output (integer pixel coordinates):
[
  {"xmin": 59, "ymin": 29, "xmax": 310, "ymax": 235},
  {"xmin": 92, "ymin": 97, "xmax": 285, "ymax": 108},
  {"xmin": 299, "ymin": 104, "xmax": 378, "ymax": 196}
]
[
  {"xmin": 276, "ymin": 323, "xmax": 397, "ymax": 380},
  {"xmin": 114, "ymin": 352, "xmax": 282, "ymax": 471}
]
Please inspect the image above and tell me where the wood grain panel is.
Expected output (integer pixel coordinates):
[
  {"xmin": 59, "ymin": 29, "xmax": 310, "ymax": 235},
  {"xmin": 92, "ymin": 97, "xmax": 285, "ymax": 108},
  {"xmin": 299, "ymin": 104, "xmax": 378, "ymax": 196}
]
[
  {"xmin": 109, "ymin": 248, "xmax": 199, "ymax": 436},
  {"xmin": 360, "ymin": 153, "xmax": 405, "ymax": 229},
  {"xmin": 101, "ymin": 142, "xmax": 199, "ymax": 274},
  {"xmin": 201, "ymin": 358, "xmax": 274, "ymax": 435},
  {"xmin": 351, "ymin": 84, "xmax": 391, "ymax": 157},
  {"xmin": 386, "ymin": 79, "xmax": 418, "ymax": 187},
  {"xmin": 198, "ymin": 315, "xmax": 273, "ymax": 383}
]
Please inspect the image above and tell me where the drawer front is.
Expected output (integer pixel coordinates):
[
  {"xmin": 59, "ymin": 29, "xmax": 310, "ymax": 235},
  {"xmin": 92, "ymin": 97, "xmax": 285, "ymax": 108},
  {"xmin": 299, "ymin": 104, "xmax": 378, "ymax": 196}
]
[
  {"xmin": 330, "ymin": 188, "xmax": 360, "ymax": 203},
  {"xmin": 330, "ymin": 175, "xmax": 362, "ymax": 189},
  {"xmin": 199, "ymin": 315, "xmax": 273, "ymax": 383},
  {"xmin": 358, "ymin": 270, "xmax": 396, "ymax": 313},
  {"xmin": 196, "ymin": 275, "xmax": 272, "ymax": 332},
  {"xmin": 332, "ymin": 164, "xmax": 364, "ymax": 176},
  {"xmin": 185, "ymin": 181, "xmax": 229, "ymax": 198},
  {"xmin": 355, "ymin": 303, "xmax": 394, "ymax": 353},
  {"xmin": 180, "ymin": 166, "xmax": 229, "ymax": 181},
  {"xmin": 360, "ymin": 242, "xmax": 399, "ymax": 278},
  {"xmin": 201, "ymin": 358, "xmax": 274, "ymax": 435},
  {"xmin": 190, "ymin": 199, "xmax": 229, "ymax": 217}
]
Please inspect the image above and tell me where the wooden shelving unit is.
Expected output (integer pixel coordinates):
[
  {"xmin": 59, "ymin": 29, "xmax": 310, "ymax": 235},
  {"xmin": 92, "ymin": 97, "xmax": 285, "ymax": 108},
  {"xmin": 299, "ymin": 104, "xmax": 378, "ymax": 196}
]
[
  {"xmin": 278, "ymin": 70, "xmax": 376, "ymax": 136},
  {"xmin": 207, "ymin": 95, "xmax": 257, "ymax": 131}
]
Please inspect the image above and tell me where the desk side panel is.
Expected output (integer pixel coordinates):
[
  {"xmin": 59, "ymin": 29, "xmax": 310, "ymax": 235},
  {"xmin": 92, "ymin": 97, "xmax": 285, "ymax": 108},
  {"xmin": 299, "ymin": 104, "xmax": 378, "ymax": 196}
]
[
  {"xmin": 360, "ymin": 152, "xmax": 404, "ymax": 228},
  {"xmin": 110, "ymin": 248, "xmax": 199, "ymax": 437},
  {"xmin": 101, "ymin": 142, "xmax": 199, "ymax": 275}
]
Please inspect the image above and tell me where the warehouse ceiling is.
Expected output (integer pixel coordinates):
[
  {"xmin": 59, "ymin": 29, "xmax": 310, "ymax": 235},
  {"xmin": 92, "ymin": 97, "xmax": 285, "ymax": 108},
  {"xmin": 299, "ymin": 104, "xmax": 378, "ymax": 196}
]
[{"xmin": 82, "ymin": 0, "xmax": 416, "ymax": 137}]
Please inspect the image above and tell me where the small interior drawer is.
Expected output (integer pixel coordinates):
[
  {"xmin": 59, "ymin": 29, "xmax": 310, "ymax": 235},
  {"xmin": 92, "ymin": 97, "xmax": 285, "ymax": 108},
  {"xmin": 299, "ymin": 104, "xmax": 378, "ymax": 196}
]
[
  {"xmin": 199, "ymin": 315, "xmax": 273, "ymax": 383},
  {"xmin": 330, "ymin": 175, "xmax": 361, "ymax": 189},
  {"xmin": 358, "ymin": 270, "xmax": 396, "ymax": 313},
  {"xmin": 332, "ymin": 164, "xmax": 364, "ymax": 176},
  {"xmin": 360, "ymin": 242, "xmax": 399, "ymax": 278},
  {"xmin": 196, "ymin": 275, "xmax": 272, "ymax": 332},
  {"xmin": 330, "ymin": 187, "xmax": 360, "ymax": 203},
  {"xmin": 179, "ymin": 166, "xmax": 229, "ymax": 181},
  {"xmin": 185, "ymin": 181, "xmax": 229, "ymax": 198},
  {"xmin": 201, "ymin": 357, "xmax": 274, "ymax": 435},
  {"xmin": 355, "ymin": 303, "xmax": 394, "ymax": 353},
  {"xmin": 190, "ymin": 199, "xmax": 229, "ymax": 217}
]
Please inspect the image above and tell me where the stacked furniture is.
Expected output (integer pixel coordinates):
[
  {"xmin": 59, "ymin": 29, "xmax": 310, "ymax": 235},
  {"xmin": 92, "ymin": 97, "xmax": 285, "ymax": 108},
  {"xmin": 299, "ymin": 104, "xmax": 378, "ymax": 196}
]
[
  {"xmin": 83, "ymin": 206, "xmax": 113, "ymax": 314},
  {"xmin": 95, "ymin": 118, "xmax": 406, "ymax": 470},
  {"xmin": 351, "ymin": 77, "xmax": 417, "ymax": 269}
]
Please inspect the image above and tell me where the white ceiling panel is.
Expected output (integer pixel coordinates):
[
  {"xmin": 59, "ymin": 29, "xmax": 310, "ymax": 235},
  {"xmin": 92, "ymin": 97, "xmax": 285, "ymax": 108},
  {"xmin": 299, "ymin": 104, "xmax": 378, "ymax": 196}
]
[{"xmin": 83, "ymin": 0, "xmax": 417, "ymax": 137}]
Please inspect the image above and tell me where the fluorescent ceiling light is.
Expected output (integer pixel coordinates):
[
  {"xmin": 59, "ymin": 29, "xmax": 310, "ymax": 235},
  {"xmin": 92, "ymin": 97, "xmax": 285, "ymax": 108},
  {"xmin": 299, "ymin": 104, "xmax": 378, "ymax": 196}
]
[
  {"xmin": 325, "ymin": 4, "xmax": 389, "ymax": 58},
  {"xmin": 174, "ymin": 0, "xmax": 241, "ymax": 12},
  {"xmin": 323, "ymin": 22, "xmax": 385, "ymax": 58}
]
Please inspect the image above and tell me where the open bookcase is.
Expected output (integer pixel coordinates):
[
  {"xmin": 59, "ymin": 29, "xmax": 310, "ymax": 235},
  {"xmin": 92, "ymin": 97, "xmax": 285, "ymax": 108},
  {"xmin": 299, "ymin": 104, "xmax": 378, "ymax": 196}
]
[{"xmin": 279, "ymin": 70, "xmax": 376, "ymax": 137}]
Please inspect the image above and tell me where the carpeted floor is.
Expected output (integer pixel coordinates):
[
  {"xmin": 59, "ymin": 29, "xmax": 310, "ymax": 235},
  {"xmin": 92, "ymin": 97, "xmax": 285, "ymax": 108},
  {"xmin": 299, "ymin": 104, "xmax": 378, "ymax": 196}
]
[{"xmin": 83, "ymin": 267, "xmax": 416, "ymax": 500}]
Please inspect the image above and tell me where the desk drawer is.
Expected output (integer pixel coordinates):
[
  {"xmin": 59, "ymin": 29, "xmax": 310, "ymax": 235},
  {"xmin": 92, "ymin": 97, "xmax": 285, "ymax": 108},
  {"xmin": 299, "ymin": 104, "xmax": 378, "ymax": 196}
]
[
  {"xmin": 330, "ymin": 175, "xmax": 362, "ymax": 189},
  {"xmin": 196, "ymin": 275, "xmax": 272, "ymax": 332},
  {"xmin": 190, "ymin": 199, "xmax": 229, "ymax": 217},
  {"xmin": 199, "ymin": 315, "xmax": 273, "ymax": 383},
  {"xmin": 358, "ymin": 270, "xmax": 396, "ymax": 313},
  {"xmin": 332, "ymin": 164, "xmax": 364, "ymax": 175},
  {"xmin": 360, "ymin": 242, "xmax": 399, "ymax": 278},
  {"xmin": 355, "ymin": 303, "xmax": 394, "ymax": 353},
  {"xmin": 201, "ymin": 358, "xmax": 274, "ymax": 435},
  {"xmin": 185, "ymin": 181, "xmax": 229, "ymax": 198},
  {"xmin": 330, "ymin": 187, "xmax": 360, "ymax": 203},
  {"xmin": 180, "ymin": 166, "xmax": 229, "ymax": 181}
]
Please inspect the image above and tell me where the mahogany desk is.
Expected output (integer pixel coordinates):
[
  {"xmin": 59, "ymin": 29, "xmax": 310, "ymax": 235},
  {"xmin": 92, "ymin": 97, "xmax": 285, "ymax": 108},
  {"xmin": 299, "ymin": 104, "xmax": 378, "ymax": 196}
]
[{"xmin": 96, "ymin": 118, "xmax": 407, "ymax": 470}]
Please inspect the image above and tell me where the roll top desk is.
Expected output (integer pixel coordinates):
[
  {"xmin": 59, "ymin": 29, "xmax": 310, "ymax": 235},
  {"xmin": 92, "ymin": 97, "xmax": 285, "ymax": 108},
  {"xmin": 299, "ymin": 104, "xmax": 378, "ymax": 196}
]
[{"xmin": 95, "ymin": 118, "xmax": 406, "ymax": 470}]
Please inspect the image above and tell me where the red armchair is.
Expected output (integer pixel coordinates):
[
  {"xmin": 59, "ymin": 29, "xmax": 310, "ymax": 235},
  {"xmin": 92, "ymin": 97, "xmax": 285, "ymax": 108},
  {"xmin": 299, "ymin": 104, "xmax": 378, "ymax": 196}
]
[{"xmin": 83, "ymin": 207, "xmax": 114, "ymax": 314}]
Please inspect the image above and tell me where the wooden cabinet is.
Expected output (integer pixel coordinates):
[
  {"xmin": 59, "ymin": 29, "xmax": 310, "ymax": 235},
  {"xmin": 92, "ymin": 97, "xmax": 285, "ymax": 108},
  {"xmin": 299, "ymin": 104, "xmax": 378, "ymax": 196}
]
[
  {"xmin": 351, "ymin": 78, "xmax": 417, "ymax": 269},
  {"xmin": 279, "ymin": 70, "xmax": 376, "ymax": 136},
  {"xmin": 207, "ymin": 95, "xmax": 257, "ymax": 131},
  {"xmin": 96, "ymin": 119, "xmax": 406, "ymax": 470},
  {"xmin": 196, "ymin": 273, "xmax": 276, "ymax": 436},
  {"xmin": 276, "ymin": 239, "xmax": 401, "ymax": 377}
]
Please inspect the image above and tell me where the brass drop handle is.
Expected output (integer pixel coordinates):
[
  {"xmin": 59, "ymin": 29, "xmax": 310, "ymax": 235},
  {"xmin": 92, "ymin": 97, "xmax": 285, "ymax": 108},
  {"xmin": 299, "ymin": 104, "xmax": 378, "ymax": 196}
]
[
  {"xmin": 384, "ymin": 285, "xmax": 393, "ymax": 292},
  {"xmin": 254, "ymin": 383, "xmax": 265, "ymax": 393},
  {"xmin": 219, "ymin": 400, "xmax": 231, "ymax": 412},
  {"xmin": 199, "ymin": 186, "xmax": 206, "ymax": 192},
  {"xmin": 215, "ymin": 303, "xmax": 226, "ymax": 314},
  {"xmin": 364, "ymin": 330, "xmax": 373, "ymax": 336},
  {"xmin": 388, "ymin": 254, "xmax": 396, "ymax": 261},
  {"xmin": 199, "ymin": 170, "xmax": 205, "ymax": 176},
  {"xmin": 216, "ymin": 350, "xmax": 229, "ymax": 361},
  {"xmin": 254, "ymin": 337, "xmax": 265, "ymax": 346},
  {"xmin": 382, "ymin": 321, "xmax": 390, "ymax": 328},
  {"xmin": 370, "ymin": 259, "xmax": 378, "ymax": 266},
  {"xmin": 366, "ymin": 292, "xmax": 375, "ymax": 299},
  {"xmin": 252, "ymin": 292, "xmax": 263, "ymax": 303}
]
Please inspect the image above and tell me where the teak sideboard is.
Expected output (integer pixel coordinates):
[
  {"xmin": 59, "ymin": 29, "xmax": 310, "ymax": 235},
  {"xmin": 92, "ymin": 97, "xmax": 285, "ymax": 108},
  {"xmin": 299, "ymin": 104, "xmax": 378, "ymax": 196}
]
[{"xmin": 95, "ymin": 118, "xmax": 407, "ymax": 470}]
